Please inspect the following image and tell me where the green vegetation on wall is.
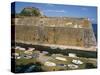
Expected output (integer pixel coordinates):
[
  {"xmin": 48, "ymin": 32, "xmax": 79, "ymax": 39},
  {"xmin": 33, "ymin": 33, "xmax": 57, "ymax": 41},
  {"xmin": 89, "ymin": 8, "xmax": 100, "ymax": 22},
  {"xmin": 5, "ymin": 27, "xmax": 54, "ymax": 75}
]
[{"xmin": 20, "ymin": 7, "xmax": 42, "ymax": 16}]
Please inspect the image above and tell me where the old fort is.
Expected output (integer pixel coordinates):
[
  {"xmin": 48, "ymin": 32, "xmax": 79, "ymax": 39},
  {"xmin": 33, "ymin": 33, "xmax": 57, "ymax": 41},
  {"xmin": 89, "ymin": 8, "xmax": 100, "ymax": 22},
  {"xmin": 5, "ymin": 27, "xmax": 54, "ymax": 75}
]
[{"xmin": 12, "ymin": 7, "xmax": 97, "ymax": 51}]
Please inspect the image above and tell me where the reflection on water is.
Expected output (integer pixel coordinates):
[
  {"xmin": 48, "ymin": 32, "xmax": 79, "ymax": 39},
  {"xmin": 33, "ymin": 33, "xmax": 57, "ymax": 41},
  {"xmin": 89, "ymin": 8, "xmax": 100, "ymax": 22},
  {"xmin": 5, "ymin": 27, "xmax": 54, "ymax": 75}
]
[{"xmin": 15, "ymin": 62, "xmax": 43, "ymax": 73}]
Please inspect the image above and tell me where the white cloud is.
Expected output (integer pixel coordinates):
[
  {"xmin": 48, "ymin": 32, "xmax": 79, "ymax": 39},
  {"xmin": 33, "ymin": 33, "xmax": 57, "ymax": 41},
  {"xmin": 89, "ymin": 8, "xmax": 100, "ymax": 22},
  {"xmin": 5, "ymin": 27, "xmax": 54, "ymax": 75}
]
[
  {"xmin": 46, "ymin": 4, "xmax": 56, "ymax": 7},
  {"xmin": 91, "ymin": 18, "xmax": 95, "ymax": 21},
  {"xmin": 45, "ymin": 10, "xmax": 66, "ymax": 13},
  {"xmin": 81, "ymin": 8, "xmax": 88, "ymax": 11}
]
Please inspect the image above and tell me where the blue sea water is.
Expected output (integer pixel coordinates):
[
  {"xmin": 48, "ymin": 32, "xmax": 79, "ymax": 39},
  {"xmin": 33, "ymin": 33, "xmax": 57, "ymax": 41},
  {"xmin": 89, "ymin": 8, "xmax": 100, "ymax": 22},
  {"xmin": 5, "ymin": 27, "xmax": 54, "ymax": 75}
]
[{"xmin": 92, "ymin": 24, "xmax": 97, "ymax": 40}]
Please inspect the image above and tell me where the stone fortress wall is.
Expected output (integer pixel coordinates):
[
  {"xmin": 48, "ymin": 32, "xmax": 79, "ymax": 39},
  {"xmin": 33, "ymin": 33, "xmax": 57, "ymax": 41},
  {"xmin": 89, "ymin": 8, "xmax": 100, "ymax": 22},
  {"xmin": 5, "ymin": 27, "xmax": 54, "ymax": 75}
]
[{"xmin": 12, "ymin": 17, "xmax": 96, "ymax": 48}]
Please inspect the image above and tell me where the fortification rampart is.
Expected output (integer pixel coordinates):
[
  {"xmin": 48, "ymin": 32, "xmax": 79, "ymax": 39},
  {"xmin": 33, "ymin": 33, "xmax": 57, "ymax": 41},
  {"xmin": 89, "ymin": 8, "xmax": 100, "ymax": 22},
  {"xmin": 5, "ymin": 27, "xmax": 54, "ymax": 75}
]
[{"xmin": 12, "ymin": 17, "xmax": 96, "ymax": 50}]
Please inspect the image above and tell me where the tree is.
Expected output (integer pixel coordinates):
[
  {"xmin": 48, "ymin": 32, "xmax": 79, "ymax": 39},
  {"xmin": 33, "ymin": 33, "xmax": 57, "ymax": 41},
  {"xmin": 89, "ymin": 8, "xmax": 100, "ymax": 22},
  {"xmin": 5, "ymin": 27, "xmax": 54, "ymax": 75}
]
[{"xmin": 20, "ymin": 7, "xmax": 42, "ymax": 16}]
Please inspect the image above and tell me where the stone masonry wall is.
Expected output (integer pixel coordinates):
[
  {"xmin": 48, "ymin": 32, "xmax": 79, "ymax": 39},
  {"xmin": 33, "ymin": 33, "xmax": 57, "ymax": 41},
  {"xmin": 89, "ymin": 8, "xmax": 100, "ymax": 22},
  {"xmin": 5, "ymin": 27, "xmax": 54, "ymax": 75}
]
[{"xmin": 12, "ymin": 17, "xmax": 96, "ymax": 48}]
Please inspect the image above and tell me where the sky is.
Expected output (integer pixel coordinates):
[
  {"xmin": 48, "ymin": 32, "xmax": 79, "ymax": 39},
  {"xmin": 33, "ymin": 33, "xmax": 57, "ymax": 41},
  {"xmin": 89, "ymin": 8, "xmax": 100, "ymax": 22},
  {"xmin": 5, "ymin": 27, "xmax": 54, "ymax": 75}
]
[{"xmin": 12, "ymin": 2, "xmax": 97, "ymax": 24}]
